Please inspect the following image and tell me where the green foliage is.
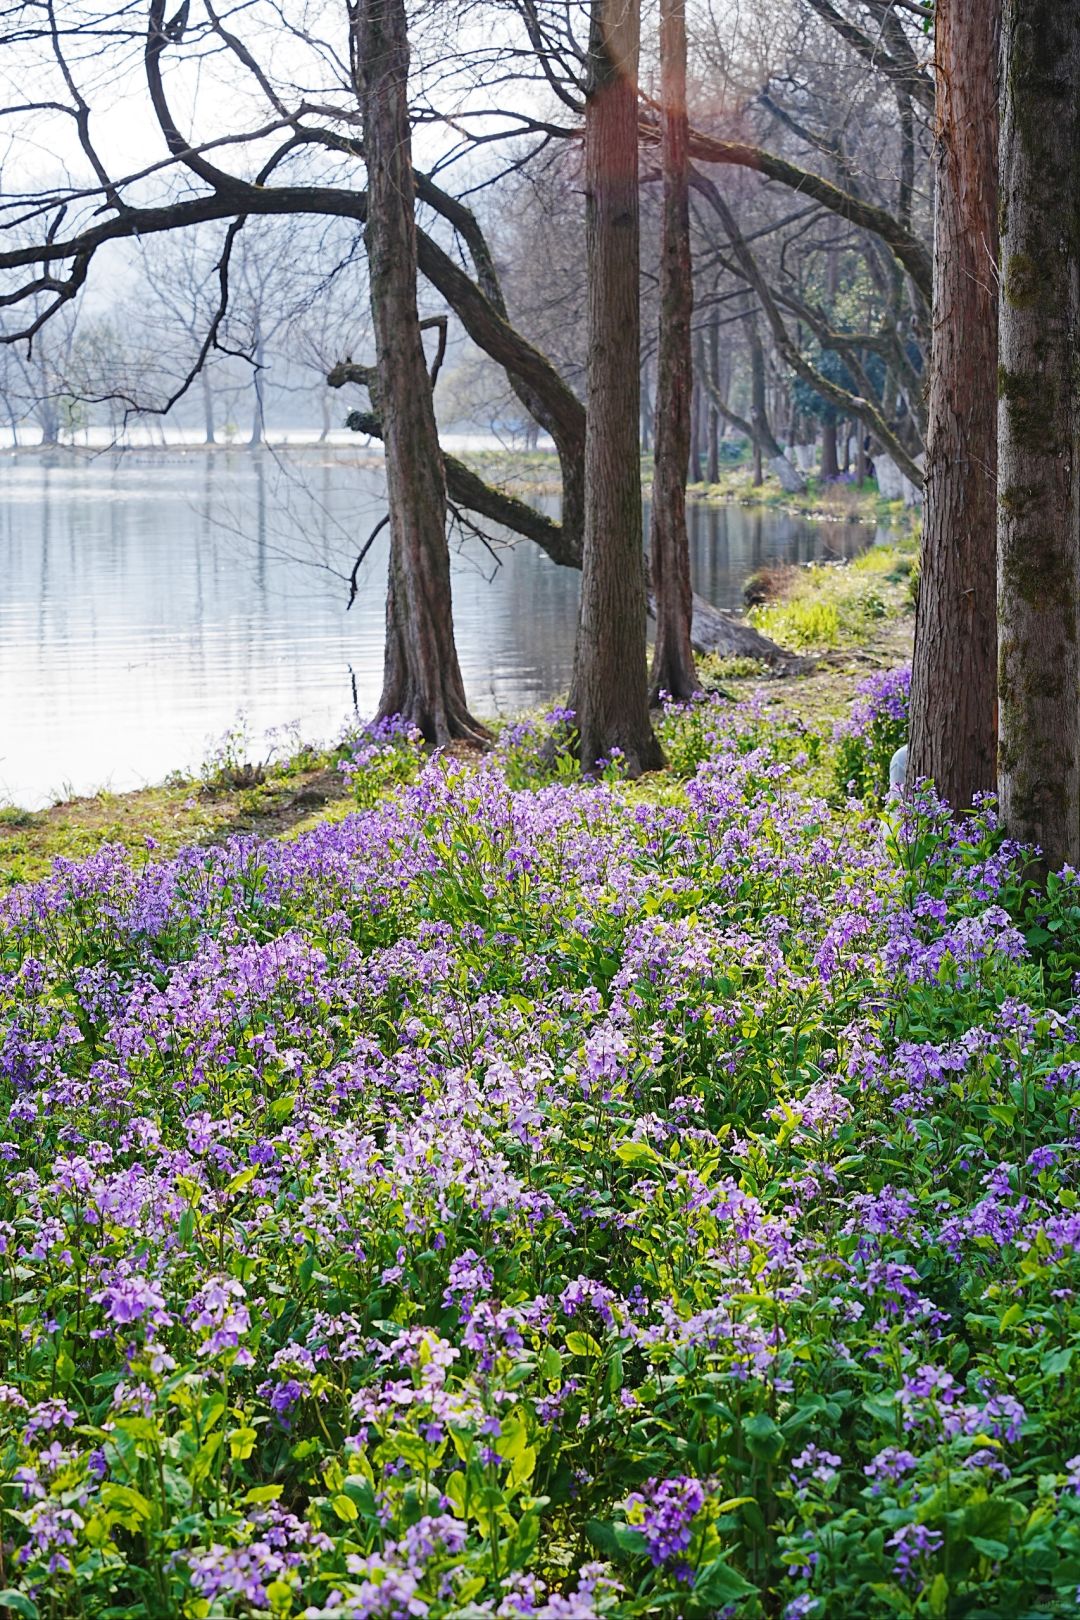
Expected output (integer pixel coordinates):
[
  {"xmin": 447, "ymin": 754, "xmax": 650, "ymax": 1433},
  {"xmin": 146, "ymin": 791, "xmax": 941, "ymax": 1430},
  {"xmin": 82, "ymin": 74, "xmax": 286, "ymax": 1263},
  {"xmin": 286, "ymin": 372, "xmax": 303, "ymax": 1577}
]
[
  {"xmin": 5, "ymin": 679, "xmax": 1079, "ymax": 1618},
  {"xmin": 747, "ymin": 558, "xmax": 904, "ymax": 653},
  {"xmin": 832, "ymin": 667, "xmax": 910, "ymax": 801}
]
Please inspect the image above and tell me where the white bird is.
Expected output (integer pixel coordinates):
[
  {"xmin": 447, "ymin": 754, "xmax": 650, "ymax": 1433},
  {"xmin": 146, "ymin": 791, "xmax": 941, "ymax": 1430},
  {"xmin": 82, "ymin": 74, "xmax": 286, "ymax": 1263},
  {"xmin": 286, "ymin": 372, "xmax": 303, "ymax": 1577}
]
[{"xmin": 889, "ymin": 744, "xmax": 908, "ymax": 793}]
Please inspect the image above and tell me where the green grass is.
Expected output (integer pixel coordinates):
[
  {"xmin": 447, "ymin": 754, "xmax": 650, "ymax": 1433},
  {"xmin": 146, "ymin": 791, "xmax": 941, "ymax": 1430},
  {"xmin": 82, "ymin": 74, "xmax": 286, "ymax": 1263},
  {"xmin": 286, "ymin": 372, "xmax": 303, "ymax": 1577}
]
[{"xmin": 747, "ymin": 543, "xmax": 917, "ymax": 653}]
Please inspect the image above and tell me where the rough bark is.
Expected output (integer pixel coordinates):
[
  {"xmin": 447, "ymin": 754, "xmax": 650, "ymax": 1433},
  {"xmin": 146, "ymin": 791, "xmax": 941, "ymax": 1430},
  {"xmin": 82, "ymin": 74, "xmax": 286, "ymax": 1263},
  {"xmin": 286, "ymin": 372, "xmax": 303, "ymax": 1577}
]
[
  {"xmin": 908, "ymin": 0, "xmax": 1001, "ymax": 811},
  {"xmin": 688, "ymin": 362, "xmax": 704, "ymax": 483},
  {"xmin": 355, "ymin": 0, "xmax": 485, "ymax": 745},
  {"xmin": 648, "ymin": 0, "xmax": 698, "ymax": 703},
  {"xmin": 996, "ymin": 0, "xmax": 1080, "ymax": 870},
  {"xmin": 572, "ymin": 0, "xmax": 663, "ymax": 774}
]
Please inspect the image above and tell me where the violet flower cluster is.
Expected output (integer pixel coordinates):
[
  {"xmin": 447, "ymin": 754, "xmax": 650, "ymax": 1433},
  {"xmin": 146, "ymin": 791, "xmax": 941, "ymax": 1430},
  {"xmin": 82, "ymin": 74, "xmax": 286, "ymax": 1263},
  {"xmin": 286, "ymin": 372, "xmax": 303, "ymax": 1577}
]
[{"xmin": 1, "ymin": 691, "xmax": 1079, "ymax": 1618}]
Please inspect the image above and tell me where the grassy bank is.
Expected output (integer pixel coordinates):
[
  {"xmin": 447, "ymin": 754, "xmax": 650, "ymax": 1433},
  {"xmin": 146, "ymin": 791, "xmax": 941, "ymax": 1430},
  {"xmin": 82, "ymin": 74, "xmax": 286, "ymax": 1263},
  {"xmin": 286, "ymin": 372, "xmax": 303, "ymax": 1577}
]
[
  {"xmin": 0, "ymin": 742, "xmax": 356, "ymax": 890},
  {"xmin": 1, "ymin": 574, "xmax": 914, "ymax": 889},
  {"xmin": 459, "ymin": 447, "xmax": 921, "ymax": 534}
]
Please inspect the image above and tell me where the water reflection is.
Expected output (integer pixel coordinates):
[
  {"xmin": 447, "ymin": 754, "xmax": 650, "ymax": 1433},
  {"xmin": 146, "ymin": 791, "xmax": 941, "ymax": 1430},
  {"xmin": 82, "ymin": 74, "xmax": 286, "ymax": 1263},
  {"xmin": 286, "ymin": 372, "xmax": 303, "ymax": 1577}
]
[{"xmin": 0, "ymin": 450, "xmax": 873, "ymax": 809}]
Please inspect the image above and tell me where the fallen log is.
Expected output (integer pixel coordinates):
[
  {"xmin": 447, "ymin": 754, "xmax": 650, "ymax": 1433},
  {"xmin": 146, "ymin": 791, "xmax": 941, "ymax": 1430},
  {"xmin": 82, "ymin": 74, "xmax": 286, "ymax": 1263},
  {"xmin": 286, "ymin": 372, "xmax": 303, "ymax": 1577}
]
[{"xmin": 674, "ymin": 592, "xmax": 808, "ymax": 669}]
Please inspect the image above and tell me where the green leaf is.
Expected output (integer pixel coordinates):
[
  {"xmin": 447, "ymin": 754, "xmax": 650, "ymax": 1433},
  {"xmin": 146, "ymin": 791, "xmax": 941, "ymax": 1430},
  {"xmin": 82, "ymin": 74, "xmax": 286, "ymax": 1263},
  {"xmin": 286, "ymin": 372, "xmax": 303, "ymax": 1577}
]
[
  {"xmin": 508, "ymin": 1444, "xmax": 537, "ymax": 1491},
  {"xmin": 615, "ymin": 1141, "xmax": 661, "ymax": 1167},
  {"xmin": 693, "ymin": 1557, "xmax": 757, "ymax": 1606},
  {"xmin": 228, "ymin": 1425, "xmax": 257, "ymax": 1460},
  {"xmin": 566, "ymin": 1331, "xmax": 602, "ymax": 1358},
  {"xmin": 586, "ymin": 1519, "xmax": 622, "ymax": 1558},
  {"xmin": 445, "ymin": 1471, "xmax": 467, "ymax": 1515},
  {"xmin": 612, "ymin": 1523, "xmax": 650, "ymax": 1556},
  {"xmin": 331, "ymin": 1493, "xmax": 358, "ymax": 1522},
  {"xmin": 927, "ymin": 1571, "xmax": 949, "ymax": 1617},
  {"xmin": 540, "ymin": 1346, "xmax": 562, "ymax": 1381},
  {"xmin": 244, "ymin": 1484, "xmax": 283, "ymax": 1504},
  {"xmin": 969, "ymin": 1536, "xmax": 1009, "ymax": 1561},
  {"xmin": 1042, "ymin": 1346, "xmax": 1073, "ymax": 1375},
  {"xmin": 742, "ymin": 1410, "xmax": 784, "ymax": 1463},
  {"xmin": 0, "ymin": 1595, "xmax": 38, "ymax": 1620},
  {"xmin": 101, "ymin": 1483, "xmax": 154, "ymax": 1530}
]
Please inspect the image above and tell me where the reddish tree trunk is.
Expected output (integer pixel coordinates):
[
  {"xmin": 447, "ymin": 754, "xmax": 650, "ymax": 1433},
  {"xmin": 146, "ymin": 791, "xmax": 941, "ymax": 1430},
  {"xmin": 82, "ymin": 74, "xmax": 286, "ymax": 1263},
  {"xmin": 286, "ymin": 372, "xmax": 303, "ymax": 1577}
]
[
  {"xmin": 997, "ymin": 0, "xmax": 1080, "ymax": 870},
  {"xmin": 908, "ymin": 0, "xmax": 999, "ymax": 808},
  {"xmin": 355, "ymin": 0, "xmax": 486, "ymax": 745},
  {"xmin": 572, "ymin": 0, "xmax": 662, "ymax": 774},
  {"xmin": 648, "ymin": 0, "xmax": 698, "ymax": 704}
]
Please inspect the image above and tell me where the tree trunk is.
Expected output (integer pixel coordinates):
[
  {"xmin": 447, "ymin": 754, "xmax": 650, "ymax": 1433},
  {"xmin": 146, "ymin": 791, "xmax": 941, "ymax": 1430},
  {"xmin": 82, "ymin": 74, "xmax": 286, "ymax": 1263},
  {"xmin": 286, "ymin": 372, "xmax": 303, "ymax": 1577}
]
[
  {"xmin": 356, "ymin": 0, "xmax": 486, "ymax": 745},
  {"xmin": 640, "ymin": 352, "xmax": 652, "ymax": 451},
  {"xmin": 820, "ymin": 417, "xmax": 839, "ymax": 480},
  {"xmin": 38, "ymin": 398, "xmax": 59, "ymax": 447},
  {"xmin": 249, "ymin": 324, "xmax": 266, "ymax": 447},
  {"xmin": 648, "ymin": 0, "xmax": 698, "ymax": 704},
  {"xmin": 909, "ymin": 0, "xmax": 1000, "ymax": 811},
  {"xmin": 202, "ymin": 370, "xmax": 216, "ymax": 446},
  {"xmin": 705, "ymin": 314, "xmax": 720, "ymax": 482},
  {"xmin": 572, "ymin": 0, "xmax": 662, "ymax": 774},
  {"xmin": 746, "ymin": 316, "xmax": 784, "ymax": 467},
  {"xmin": 687, "ymin": 353, "xmax": 704, "ymax": 483},
  {"xmin": 996, "ymin": 0, "xmax": 1080, "ymax": 870}
]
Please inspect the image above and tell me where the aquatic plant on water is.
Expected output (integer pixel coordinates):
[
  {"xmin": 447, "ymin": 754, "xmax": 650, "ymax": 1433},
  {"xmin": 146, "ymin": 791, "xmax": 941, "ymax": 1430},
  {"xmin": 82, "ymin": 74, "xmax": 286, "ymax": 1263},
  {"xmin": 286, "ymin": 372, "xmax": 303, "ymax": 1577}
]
[{"xmin": 2, "ymin": 697, "xmax": 1080, "ymax": 1618}]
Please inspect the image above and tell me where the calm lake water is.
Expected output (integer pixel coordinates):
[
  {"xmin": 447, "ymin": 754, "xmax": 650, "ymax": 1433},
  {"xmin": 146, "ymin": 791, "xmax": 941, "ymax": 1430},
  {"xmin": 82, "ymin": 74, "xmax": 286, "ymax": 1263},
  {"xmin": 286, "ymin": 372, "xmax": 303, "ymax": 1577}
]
[{"xmin": 0, "ymin": 449, "xmax": 874, "ymax": 809}]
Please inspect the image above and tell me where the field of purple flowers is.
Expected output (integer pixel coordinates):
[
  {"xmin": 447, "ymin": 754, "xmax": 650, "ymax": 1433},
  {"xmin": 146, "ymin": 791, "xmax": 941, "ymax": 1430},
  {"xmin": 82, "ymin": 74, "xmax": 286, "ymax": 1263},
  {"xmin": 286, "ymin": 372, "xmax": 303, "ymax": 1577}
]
[{"xmin": 3, "ymin": 676, "xmax": 1080, "ymax": 1619}]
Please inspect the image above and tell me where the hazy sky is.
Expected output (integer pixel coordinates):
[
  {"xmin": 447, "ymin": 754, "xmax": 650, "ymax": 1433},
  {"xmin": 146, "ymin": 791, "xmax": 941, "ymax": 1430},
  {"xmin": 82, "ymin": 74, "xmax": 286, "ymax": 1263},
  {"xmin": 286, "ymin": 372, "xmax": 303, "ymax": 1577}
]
[{"xmin": 1, "ymin": 2, "xmax": 559, "ymax": 208}]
